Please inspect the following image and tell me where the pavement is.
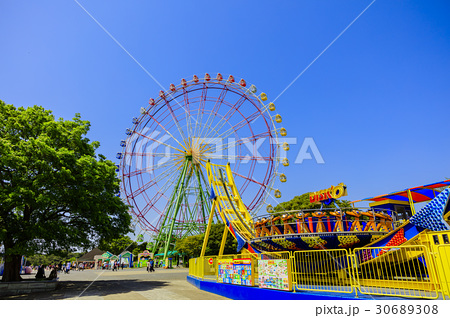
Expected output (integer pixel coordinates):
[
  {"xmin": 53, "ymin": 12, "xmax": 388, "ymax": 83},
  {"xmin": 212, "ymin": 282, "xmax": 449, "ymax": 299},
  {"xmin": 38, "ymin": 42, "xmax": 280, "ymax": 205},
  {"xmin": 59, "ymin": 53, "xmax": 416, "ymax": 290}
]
[{"xmin": 1, "ymin": 267, "xmax": 228, "ymax": 300}]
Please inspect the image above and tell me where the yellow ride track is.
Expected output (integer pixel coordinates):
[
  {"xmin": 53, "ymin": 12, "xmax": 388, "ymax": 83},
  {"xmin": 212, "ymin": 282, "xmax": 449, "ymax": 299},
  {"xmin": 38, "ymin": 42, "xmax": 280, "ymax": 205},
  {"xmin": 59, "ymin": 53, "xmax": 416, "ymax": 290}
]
[{"xmin": 206, "ymin": 162, "xmax": 255, "ymax": 241}]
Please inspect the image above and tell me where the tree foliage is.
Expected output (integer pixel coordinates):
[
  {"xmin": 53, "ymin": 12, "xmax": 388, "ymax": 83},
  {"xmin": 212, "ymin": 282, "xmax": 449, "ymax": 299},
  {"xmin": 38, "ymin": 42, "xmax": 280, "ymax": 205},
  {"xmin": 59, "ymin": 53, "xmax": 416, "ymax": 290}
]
[
  {"xmin": 0, "ymin": 101, "xmax": 131, "ymax": 281},
  {"xmin": 98, "ymin": 235, "xmax": 137, "ymax": 256},
  {"xmin": 26, "ymin": 251, "xmax": 83, "ymax": 266},
  {"xmin": 175, "ymin": 223, "xmax": 237, "ymax": 259},
  {"xmin": 132, "ymin": 242, "xmax": 148, "ymax": 257}
]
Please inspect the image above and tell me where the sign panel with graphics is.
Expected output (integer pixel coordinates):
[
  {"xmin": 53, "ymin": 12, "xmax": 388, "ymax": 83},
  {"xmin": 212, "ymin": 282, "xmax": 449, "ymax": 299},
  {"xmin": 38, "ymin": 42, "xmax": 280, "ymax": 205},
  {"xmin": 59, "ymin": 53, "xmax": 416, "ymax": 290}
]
[
  {"xmin": 217, "ymin": 258, "xmax": 254, "ymax": 286},
  {"xmin": 232, "ymin": 258, "xmax": 254, "ymax": 286},
  {"xmin": 258, "ymin": 259, "xmax": 292, "ymax": 291},
  {"xmin": 217, "ymin": 259, "xmax": 233, "ymax": 284}
]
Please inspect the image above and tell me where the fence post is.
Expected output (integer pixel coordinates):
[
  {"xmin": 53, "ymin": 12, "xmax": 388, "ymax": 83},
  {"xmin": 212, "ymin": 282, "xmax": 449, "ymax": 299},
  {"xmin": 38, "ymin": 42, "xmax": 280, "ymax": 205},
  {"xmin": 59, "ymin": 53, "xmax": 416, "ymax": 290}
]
[
  {"xmin": 289, "ymin": 251, "xmax": 296, "ymax": 293},
  {"xmin": 428, "ymin": 244, "xmax": 448, "ymax": 300},
  {"xmin": 349, "ymin": 251, "xmax": 358, "ymax": 298},
  {"xmin": 436, "ymin": 245, "xmax": 450, "ymax": 299}
]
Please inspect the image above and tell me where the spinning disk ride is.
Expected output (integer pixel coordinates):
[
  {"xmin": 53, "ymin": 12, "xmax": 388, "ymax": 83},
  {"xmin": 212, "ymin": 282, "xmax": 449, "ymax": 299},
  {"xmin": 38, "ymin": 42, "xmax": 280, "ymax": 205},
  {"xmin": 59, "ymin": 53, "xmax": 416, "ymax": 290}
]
[{"xmin": 117, "ymin": 73, "xmax": 288, "ymax": 258}]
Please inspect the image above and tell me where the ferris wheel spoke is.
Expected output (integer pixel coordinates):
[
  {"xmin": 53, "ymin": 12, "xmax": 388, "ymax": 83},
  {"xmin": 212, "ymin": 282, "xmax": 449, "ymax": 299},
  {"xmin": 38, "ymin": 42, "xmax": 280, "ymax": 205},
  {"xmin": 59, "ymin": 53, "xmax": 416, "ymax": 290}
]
[
  {"xmin": 133, "ymin": 164, "xmax": 180, "ymax": 196},
  {"xmin": 147, "ymin": 159, "xmax": 182, "ymax": 177},
  {"xmin": 138, "ymin": 167, "xmax": 182, "ymax": 216},
  {"xmin": 189, "ymin": 116, "xmax": 229, "ymax": 150},
  {"xmin": 130, "ymin": 164, "xmax": 178, "ymax": 198},
  {"xmin": 134, "ymin": 131, "xmax": 183, "ymax": 153},
  {"xmin": 154, "ymin": 165, "xmax": 185, "ymax": 196},
  {"xmin": 204, "ymin": 94, "xmax": 247, "ymax": 140},
  {"xmin": 140, "ymin": 201, "xmax": 164, "ymax": 223},
  {"xmin": 182, "ymin": 87, "xmax": 194, "ymax": 140},
  {"xmin": 194, "ymin": 83, "xmax": 208, "ymax": 137},
  {"xmin": 208, "ymin": 110, "xmax": 263, "ymax": 145},
  {"xmin": 231, "ymin": 170, "xmax": 267, "ymax": 188},
  {"xmin": 163, "ymin": 98, "xmax": 188, "ymax": 144},
  {"xmin": 126, "ymin": 167, "xmax": 151, "ymax": 179},
  {"xmin": 126, "ymin": 152, "xmax": 180, "ymax": 158},
  {"xmin": 154, "ymin": 162, "xmax": 183, "ymax": 183},
  {"xmin": 211, "ymin": 130, "xmax": 273, "ymax": 155},
  {"xmin": 199, "ymin": 85, "xmax": 228, "ymax": 139},
  {"xmin": 203, "ymin": 154, "xmax": 273, "ymax": 162},
  {"xmin": 145, "ymin": 111, "xmax": 186, "ymax": 151}
]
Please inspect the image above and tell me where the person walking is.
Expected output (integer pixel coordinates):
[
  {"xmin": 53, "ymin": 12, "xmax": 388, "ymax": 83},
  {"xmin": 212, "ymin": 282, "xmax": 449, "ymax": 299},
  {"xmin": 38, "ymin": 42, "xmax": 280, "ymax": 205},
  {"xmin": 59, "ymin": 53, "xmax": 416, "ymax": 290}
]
[
  {"xmin": 121, "ymin": 262, "xmax": 124, "ymax": 270},
  {"xmin": 149, "ymin": 259, "xmax": 155, "ymax": 272},
  {"xmin": 146, "ymin": 260, "xmax": 150, "ymax": 273}
]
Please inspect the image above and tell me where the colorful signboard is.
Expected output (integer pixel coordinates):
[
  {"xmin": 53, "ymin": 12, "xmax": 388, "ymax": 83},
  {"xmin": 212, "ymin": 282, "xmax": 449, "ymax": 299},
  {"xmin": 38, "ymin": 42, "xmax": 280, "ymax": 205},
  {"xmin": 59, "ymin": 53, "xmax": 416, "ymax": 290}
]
[
  {"xmin": 309, "ymin": 183, "xmax": 347, "ymax": 203},
  {"xmin": 232, "ymin": 258, "xmax": 254, "ymax": 286},
  {"xmin": 258, "ymin": 259, "xmax": 292, "ymax": 291},
  {"xmin": 141, "ymin": 250, "xmax": 151, "ymax": 257},
  {"xmin": 217, "ymin": 259, "xmax": 233, "ymax": 284},
  {"xmin": 217, "ymin": 258, "xmax": 254, "ymax": 286}
]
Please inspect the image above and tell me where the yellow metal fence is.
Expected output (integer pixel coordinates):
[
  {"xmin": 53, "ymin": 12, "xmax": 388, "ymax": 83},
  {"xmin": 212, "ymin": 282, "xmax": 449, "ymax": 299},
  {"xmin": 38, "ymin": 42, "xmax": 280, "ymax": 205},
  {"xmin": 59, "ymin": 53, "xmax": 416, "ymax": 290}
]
[
  {"xmin": 189, "ymin": 244, "xmax": 450, "ymax": 299},
  {"xmin": 354, "ymin": 245, "xmax": 439, "ymax": 299},
  {"xmin": 436, "ymin": 245, "xmax": 450, "ymax": 297},
  {"xmin": 292, "ymin": 249, "xmax": 354, "ymax": 294}
]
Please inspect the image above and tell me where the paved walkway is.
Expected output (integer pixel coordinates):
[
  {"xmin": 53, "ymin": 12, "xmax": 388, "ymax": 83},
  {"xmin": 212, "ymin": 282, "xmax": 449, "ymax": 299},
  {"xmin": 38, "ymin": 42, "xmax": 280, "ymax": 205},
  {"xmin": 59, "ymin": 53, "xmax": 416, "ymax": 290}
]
[{"xmin": 2, "ymin": 267, "xmax": 228, "ymax": 300}]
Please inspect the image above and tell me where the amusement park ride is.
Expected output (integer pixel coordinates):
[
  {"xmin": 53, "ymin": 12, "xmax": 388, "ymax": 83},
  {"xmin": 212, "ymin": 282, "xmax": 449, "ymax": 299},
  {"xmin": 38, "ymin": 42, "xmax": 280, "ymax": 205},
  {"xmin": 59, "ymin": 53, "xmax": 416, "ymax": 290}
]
[
  {"xmin": 117, "ymin": 73, "xmax": 286, "ymax": 259},
  {"xmin": 116, "ymin": 73, "xmax": 450, "ymax": 271}
]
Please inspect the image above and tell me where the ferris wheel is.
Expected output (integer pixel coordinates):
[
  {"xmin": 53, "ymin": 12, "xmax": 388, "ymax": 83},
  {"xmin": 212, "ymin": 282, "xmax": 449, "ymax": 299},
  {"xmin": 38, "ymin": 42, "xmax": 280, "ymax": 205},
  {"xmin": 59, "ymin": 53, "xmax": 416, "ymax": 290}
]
[{"xmin": 117, "ymin": 73, "xmax": 288, "ymax": 254}]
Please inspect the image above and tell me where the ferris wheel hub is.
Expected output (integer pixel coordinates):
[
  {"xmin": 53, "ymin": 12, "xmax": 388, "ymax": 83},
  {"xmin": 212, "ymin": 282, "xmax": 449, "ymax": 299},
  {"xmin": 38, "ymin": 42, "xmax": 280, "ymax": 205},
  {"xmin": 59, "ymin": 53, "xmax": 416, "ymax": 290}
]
[{"xmin": 180, "ymin": 137, "xmax": 210, "ymax": 166}]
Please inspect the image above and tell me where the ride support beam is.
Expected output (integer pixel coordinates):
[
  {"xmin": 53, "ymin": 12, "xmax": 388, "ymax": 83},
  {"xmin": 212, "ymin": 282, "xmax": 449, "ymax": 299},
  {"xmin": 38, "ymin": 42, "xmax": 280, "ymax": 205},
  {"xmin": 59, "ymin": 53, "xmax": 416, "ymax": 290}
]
[
  {"xmin": 200, "ymin": 201, "xmax": 217, "ymax": 257},
  {"xmin": 407, "ymin": 189, "xmax": 417, "ymax": 216},
  {"xmin": 151, "ymin": 159, "xmax": 188, "ymax": 256},
  {"xmin": 219, "ymin": 224, "xmax": 228, "ymax": 256},
  {"xmin": 162, "ymin": 159, "xmax": 190, "ymax": 260}
]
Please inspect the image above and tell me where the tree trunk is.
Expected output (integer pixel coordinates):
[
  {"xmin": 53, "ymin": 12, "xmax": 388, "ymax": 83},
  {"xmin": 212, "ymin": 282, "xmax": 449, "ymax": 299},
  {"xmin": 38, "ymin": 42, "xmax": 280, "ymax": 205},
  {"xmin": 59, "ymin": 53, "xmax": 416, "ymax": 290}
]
[{"xmin": 1, "ymin": 254, "xmax": 23, "ymax": 282}]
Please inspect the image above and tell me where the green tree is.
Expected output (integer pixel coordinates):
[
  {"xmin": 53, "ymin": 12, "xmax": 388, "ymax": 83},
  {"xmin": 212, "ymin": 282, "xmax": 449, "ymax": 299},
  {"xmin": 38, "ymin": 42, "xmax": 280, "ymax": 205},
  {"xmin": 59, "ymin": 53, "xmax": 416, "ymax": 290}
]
[
  {"xmin": 175, "ymin": 234, "xmax": 204, "ymax": 259},
  {"xmin": 175, "ymin": 223, "xmax": 237, "ymax": 260},
  {"xmin": 132, "ymin": 241, "xmax": 148, "ymax": 257},
  {"xmin": 0, "ymin": 101, "xmax": 131, "ymax": 281},
  {"xmin": 99, "ymin": 235, "xmax": 136, "ymax": 255}
]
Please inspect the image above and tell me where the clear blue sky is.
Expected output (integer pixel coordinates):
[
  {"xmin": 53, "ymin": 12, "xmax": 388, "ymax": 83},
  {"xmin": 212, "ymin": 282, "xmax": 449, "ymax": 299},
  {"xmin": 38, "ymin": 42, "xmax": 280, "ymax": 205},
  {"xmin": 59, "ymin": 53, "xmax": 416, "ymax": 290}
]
[{"xmin": 1, "ymin": 0, "xmax": 449, "ymax": 206}]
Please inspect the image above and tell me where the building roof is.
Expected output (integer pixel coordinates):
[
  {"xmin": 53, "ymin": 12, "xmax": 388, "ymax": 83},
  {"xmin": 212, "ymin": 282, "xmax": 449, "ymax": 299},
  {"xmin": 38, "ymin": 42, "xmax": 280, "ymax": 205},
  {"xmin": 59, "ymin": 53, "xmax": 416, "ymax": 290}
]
[{"xmin": 78, "ymin": 248, "xmax": 105, "ymax": 262}]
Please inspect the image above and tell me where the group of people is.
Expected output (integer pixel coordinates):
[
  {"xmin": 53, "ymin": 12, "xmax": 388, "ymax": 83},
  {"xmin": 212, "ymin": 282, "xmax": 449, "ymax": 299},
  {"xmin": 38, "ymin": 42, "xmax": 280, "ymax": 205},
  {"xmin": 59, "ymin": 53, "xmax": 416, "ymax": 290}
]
[
  {"xmin": 101, "ymin": 261, "xmax": 125, "ymax": 271},
  {"xmin": 32, "ymin": 261, "xmax": 94, "ymax": 279},
  {"xmin": 62, "ymin": 262, "xmax": 72, "ymax": 274},
  {"xmin": 33, "ymin": 261, "xmax": 89, "ymax": 280},
  {"xmin": 111, "ymin": 261, "xmax": 125, "ymax": 271},
  {"xmin": 34, "ymin": 264, "xmax": 58, "ymax": 280},
  {"xmin": 61, "ymin": 261, "xmax": 92, "ymax": 273}
]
